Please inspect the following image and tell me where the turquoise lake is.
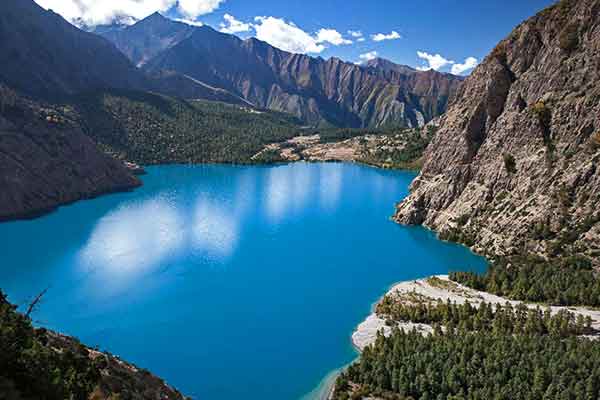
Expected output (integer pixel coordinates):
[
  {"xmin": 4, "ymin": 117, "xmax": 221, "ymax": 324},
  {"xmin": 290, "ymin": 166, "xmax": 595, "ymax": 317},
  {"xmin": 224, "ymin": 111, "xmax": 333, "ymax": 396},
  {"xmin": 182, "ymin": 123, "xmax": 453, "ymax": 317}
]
[{"xmin": 0, "ymin": 163, "xmax": 487, "ymax": 399}]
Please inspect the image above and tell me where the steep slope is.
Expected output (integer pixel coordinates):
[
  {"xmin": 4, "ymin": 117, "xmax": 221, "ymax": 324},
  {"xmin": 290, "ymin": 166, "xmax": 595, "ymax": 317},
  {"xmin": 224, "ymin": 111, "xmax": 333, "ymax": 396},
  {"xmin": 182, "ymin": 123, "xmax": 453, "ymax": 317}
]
[
  {"xmin": 103, "ymin": 14, "xmax": 462, "ymax": 128},
  {"xmin": 100, "ymin": 12, "xmax": 195, "ymax": 67},
  {"xmin": 0, "ymin": 290, "xmax": 187, "ymax": 399},
  {"xmin": 0, "ymin": 0, "xmax": 147, "ymax": 99},
  {"xmin": 395, "ymin": 0, "xmax": 600, "ymax": 263},
  {"xmin": 0, "ymin": 85, "xmax": 140, "ymax": 221}
]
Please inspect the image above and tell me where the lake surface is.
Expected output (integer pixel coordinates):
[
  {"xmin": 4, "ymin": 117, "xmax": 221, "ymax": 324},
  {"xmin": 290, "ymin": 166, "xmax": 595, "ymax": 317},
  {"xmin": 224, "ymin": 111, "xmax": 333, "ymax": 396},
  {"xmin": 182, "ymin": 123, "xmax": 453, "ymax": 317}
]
[{"xmin": 0, "ymin": 163, "xmax": 486, "ymax": 399}]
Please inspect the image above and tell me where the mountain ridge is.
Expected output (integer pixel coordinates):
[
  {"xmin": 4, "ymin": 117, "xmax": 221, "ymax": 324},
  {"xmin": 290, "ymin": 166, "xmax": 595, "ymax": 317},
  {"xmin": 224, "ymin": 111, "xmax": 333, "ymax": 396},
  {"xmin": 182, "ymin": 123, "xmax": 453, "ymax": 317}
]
[{"xmin": 100, "ymin": 13, "xmax": 463, "ymax": 128}]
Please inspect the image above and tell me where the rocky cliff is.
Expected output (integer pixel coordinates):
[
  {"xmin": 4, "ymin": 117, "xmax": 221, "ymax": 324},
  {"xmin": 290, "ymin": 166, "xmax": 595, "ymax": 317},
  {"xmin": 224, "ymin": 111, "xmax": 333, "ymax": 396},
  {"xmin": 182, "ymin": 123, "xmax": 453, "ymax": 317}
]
[
  {"xmin": 395, "ymin": 0, "xmax": 600, "ymax": 264},
  {"xmin": 0, "ymin": 85, "xmax": 140, "ymax": 221},
  {"xmin": 102, "ymin": 14, "xmax": 463, "ymax": 128}
]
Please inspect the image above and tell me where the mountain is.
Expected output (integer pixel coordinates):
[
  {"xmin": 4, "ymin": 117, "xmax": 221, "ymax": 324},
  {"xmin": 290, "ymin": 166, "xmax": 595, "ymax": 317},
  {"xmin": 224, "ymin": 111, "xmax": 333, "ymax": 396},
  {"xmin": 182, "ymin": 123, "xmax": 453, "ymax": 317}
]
[
  {"xmin": 0, "ymin": 85, "xmax": 140, "ymax": 221},
  {"xmin": 101, "ymin": 13, "xmax": 463, "ymax": 128},
  {"xmin": 365, "ymin": 57, "xmax": 419, "ymax": 75},
  {"xmin": 101, "ymin": 12, "xmax": 195, "ymax": 67},
  {"xmin": 395, "ymin": 0, "xmax": 600, "ymax": 264},
  {"xmin": 0, "ymin": 0, "xmax": 147, "ymax": 99}
]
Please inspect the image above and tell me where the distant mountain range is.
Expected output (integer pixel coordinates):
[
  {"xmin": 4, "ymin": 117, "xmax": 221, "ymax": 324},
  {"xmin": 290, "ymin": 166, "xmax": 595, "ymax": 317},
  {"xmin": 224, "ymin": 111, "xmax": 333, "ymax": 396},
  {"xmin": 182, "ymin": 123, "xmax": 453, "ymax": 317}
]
[{"xmin": 98, "ymin": 12, "xmax": 463, "ymax": 128}]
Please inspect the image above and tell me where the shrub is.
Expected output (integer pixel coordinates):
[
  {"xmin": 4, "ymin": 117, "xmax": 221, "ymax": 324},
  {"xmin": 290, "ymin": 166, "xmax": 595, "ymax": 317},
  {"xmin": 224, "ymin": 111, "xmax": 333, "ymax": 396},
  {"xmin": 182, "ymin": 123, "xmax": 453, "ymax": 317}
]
[
  {"xmin": 531, "ymin": 101, "xmax": 552, "ymax": 127},
  {"xmin": 503, "ymin": 153, "xmax": 517, "ymax": 173},
  {"xmin": 559, "ymin": 23, "xmax": 579, "ymax": 53},
  {"xmin": 591, "ymin": 131, "xmax": 600, "ymax": 149}
]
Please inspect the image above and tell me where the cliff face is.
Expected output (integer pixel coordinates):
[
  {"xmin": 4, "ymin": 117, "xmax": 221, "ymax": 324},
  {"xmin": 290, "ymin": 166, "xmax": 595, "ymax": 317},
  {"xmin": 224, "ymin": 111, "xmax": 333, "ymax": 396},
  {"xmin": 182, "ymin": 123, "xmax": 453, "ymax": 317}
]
[
  {"xmin": 0, "ymin": 86, "xmax": 140, "ymax": 221},
  {"xmin": 395, "ymin": 0, "xmax": 600, "ymax": 263},
  {"xmin": 103, "ymin": 14, "xmax": 463, "ymax": 128}
]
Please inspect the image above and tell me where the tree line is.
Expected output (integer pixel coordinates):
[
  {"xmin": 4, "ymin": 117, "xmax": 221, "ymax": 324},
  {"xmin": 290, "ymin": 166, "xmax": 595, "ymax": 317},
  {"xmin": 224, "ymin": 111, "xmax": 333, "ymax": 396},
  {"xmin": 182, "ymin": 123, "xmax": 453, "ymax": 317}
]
[
  {"xmin": 376, "ymin": 296, "xmax": 593, "ymax": 337},
  {"xmin": 334, "ymin": 328, "xmax": 600, "ymax": 400},
  {"xmin": 450, "ymin": 255, "xmax": 600, "ymax": 307}
]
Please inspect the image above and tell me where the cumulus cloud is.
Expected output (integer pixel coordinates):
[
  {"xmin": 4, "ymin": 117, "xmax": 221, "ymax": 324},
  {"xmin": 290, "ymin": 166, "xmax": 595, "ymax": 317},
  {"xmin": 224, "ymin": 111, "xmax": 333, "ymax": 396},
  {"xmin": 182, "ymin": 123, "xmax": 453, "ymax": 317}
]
[
  {"xmin": 371, "ymin": 31, "xmax": 401, "ymax": 42},
  {"xmin": 416, "ymin": 51, "xmax": 478, "ymax": 75},
  {"xmin": 416, "ymin": 51, "xmax": 454, "ymax": 71},
  {"xmin": 348, "ymin": 30, "xmax": 365, "ymax": 42},
  {"xmin": 219, "ymin": 13, "xmax": 251, "ymax": 34},
  {"xmin": 451, "ymin": 56, "xmax": 478, "ymax": 75},
  {"xmin": 253, "ymin": 16, "xmax": 325, "ymax": 54},
  {"xmin": 176, "ymin": 0, "xmax": 224, "ymax": 19},
  {"xmin": 315, "ymin": 28, "xmax": 352, "ymax": 45},
  {"xmin": 175, "ymin": 18, "xmax": 204, "ymax": 26},
  {"xmin": 357, "ymin": 51, "xmax": 378, "ymax": 64},
  {"xmin": 34, "ymin": 0, "xmax": 223, "ymax": 27}
]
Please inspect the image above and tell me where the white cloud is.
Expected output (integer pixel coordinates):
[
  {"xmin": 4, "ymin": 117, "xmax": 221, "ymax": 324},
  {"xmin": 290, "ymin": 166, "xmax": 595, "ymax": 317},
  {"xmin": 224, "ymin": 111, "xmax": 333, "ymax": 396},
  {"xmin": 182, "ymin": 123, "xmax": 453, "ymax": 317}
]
[
  {"xmin": 175, "ymin": 17, "xmax": 204, "ymax": 26},
  {"xmin": 357, "ymin": 51, "xmax": 378, "ymax": 64},
  {"xmin": 253, "ymin": 16, "xmax": 331, "ymax": 54},
  {"xmin": 371, "ymin": 31, "xmax": 401, "ymax": 42},
  {"xmin": 176, "ymin": 0, "xmax": 224, "ymax": 19},
  {"xmin": 315, "ymin": 28, "xmax": 352, "ymax": 45},
  {"xmin": 451, "ymin": 56, "xmax": 478, "ymax": 75},
  {"xmin": 348, "ymin": 30, "xmax": 365, "ymax": 42},
  {"xmin": 219, "ymin": 13, "xmax": 251, "ymax": 34},
  {"xmin": 416, "ymin": 51, "xmax": 454, "ymax": 71},
  {"xmin": 416, "ymin": 51, "xmax": 478, "ymax": 75},
  {"xmin": 34, "ymin": 0, "xmax": 223, "ymax": 27}
]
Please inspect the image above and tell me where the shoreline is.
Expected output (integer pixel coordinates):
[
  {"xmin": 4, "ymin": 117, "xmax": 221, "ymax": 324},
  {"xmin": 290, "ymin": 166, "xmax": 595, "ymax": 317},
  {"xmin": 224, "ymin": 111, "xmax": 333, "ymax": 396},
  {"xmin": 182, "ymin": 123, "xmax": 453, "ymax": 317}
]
[{"xmin": 351, "ymin": 274, "xmax": 600, "ymax": 352}]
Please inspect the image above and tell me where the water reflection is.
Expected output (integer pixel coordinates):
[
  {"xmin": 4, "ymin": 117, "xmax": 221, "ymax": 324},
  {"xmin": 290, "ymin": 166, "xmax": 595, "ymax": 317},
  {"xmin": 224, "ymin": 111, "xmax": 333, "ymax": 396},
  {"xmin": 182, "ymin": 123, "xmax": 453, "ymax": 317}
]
[
  {"xmin": 192, "ymin": 195, "xmax": 239, "ymax": 258},
  {"xmin": 78, "ymin": 197, "xmax": 185, "ymax": 273},
  {"xmin": 319, "ymin": 164, "xmax": 343, "ymax": 211}
]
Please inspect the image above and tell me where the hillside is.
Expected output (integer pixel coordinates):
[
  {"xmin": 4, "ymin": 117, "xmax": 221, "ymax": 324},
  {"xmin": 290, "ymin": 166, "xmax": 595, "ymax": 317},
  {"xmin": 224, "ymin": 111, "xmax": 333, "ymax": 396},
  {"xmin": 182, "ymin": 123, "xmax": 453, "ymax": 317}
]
[
  {"xmin": 101, "ymin": 13, "xmax": 463, "ymax": 129},
  {"xmin": 0, "ymin": 290, "xmax": 187, "ymax": 400},
  {"xmin": 0, "ymin": 0, "xmax": 147, "ymax": 99},
  {"xmin": 395, "ymin": 0, "xmax": 600, "ymax": 265},
  {"xmin": 72, "ymin": 90, "xmax": 302, "ymax": 165},
  {"xmin": 0, "ymin": 85, "xmax": 140, "ymax": 222}
]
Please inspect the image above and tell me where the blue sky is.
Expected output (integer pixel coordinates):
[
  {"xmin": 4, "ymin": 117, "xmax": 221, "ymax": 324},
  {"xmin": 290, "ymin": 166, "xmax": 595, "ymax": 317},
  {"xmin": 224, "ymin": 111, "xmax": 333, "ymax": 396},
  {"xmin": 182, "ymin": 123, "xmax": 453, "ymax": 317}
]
[{"xmin": 35, "ymin": 0, "xmax": 556, "ymax": 74}]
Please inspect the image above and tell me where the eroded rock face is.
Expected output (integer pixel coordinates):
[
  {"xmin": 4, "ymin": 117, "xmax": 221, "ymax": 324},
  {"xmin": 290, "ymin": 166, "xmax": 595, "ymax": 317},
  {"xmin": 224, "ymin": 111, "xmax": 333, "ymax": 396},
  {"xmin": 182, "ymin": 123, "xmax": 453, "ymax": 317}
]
[
  {"xmin": 0, "ymin": 87, "xmax": 140, "ymax": 221},
  {"xmin": 395, "ymin": 0, "xmax": 600, "ymax": 262}
]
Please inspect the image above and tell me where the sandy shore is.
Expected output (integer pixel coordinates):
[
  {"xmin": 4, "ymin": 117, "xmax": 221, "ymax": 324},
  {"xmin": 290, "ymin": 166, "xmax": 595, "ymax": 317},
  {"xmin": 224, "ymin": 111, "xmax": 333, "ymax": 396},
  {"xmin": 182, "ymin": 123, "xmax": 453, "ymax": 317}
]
[{"xmin": 352, "ymin": 275, "xmax": 600, "ymax": 351}]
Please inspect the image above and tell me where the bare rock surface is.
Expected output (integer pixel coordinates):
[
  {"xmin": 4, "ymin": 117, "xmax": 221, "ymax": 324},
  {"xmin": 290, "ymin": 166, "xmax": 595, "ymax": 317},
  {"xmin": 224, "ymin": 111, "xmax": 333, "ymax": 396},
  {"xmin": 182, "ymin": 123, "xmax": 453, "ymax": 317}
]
[{"xmin": 395, "ymin": 0, "xmax": 600, "ymax": 263}]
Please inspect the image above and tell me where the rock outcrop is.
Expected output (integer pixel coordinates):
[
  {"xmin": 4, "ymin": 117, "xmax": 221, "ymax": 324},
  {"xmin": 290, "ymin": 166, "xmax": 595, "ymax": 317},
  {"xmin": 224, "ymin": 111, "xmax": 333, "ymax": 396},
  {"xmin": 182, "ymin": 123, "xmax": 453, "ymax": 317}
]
[{"xmin": 395, "ymin": 0, "xmax": 600, "ymax": 263}]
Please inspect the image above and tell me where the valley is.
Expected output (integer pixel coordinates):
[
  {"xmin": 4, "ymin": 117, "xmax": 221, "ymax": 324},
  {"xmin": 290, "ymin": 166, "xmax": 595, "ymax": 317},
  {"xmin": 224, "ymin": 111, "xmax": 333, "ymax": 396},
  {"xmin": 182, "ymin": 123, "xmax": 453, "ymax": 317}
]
[{"xmin": 1, "ymin": 0, "xmax": 600, "ymax": 399}]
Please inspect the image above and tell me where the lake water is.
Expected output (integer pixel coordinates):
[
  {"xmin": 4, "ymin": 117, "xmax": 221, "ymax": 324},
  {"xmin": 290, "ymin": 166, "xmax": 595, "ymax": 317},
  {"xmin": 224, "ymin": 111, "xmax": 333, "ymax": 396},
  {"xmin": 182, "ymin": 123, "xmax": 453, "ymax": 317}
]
[{"xmin": 0, "ymin": 163, "xmax": 486, "ymax": 399}]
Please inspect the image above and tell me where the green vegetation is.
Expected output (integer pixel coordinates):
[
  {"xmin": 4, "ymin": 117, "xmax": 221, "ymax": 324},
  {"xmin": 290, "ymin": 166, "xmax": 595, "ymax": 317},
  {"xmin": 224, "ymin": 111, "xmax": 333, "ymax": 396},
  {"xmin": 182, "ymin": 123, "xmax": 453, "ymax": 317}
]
[
  {"xmin": 308, "ymin": 127, "xmax": 399, "ymax": 143},
  {"xmin": 72, "ymin": 90, "xmax": 302, "ymax": 165},
  {"xmin": 359, "ymin": 127, "xmax": 435, "ymax": 170},
  {"xmin": 503, "ymin": 153, "xmax": 517, "ymax": 174},
  {"xmin": 531, "ymin": 101, "xmax": 552, "ymax": 129},
  {"xmin": 559, "ymin": 23, "xmax": 579, "ymax": 52},
  {"xmin": 334, "ymin": 328, "xmax": 600, "ymax": 400},
  {"xmin": 0, "ymin": 291, "xmax": 99, "ymax": 400},
  {"xmin": 450, "ymin": 255, "xmax": 600, "ymax": 306},
  {"xmin": 377, "ymin": 297, "xmax": 592, "ymax": 337}
]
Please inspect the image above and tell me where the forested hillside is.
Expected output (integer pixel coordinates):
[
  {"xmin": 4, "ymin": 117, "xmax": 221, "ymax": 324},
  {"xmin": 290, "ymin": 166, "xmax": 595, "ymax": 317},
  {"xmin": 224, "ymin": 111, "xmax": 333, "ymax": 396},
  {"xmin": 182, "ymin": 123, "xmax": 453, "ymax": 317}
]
[{"xmin": 73, "ymin": 90, "xmax": 302, "ymax": 164}]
